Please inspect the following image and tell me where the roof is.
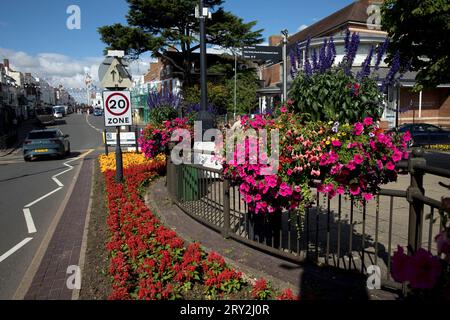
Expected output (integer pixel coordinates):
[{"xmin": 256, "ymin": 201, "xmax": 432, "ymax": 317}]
[{"xmin": 288, "ymin": 0, "xmax": 384, "ymax": 44}]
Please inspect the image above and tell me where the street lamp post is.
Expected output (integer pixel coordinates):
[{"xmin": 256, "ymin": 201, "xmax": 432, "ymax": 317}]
[
  {"xmin": 281, "ymin": 29, "xmax": 289, "ymax": 102},
  {"xmin": 196, "ymin": 0, "xmax": 213, "ymax": 132}
]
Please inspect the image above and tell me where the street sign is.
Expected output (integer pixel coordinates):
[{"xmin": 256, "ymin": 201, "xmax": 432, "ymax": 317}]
[
  {"xmin": 103, "ymin": 91, "xmax": 133, "ymax": 127},
  {"xmin": 99, "ymin": 57, "xmax": 133, "ymax": 89},
  {"xmin": 105, "ymin": 132, "xmax": 136, "ymax": 146},
  {"xmin": 242, "ymin": 46, "xmax": 282, "ymax": 63}
]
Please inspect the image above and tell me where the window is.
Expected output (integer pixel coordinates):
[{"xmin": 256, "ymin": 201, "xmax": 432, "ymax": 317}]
[
  {"xmin": 27, "ymin": 131, "xmax": 57, "ymax": 139},
  {"xmin": 426, "ymin": 124, "xmax": 442, "ymax": 133}
]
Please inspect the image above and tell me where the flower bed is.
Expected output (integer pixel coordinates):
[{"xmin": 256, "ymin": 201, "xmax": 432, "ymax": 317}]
[
  {"xmin": 99, "ymin": 152, "xmax": 166, "ymax": 173},
  {"xmin": 102, "ymin": 157, "xmax": 297, "ymax": 300}
]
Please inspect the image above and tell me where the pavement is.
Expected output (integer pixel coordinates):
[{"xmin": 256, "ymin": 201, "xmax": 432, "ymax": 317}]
[{"xmin": 0, "ymin": 113, "xmax": 105, "ymax": 300}]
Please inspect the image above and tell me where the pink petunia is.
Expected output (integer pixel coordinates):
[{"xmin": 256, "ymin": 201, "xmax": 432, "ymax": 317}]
[
  {"xmin": 349, "ymin": 184, "xmax": 360, "ymax": 196},
  {"xmin": 353, "ymin": 154, "xmax": 364, "ymax": 165},
  {"xmin": 435, "ymin": 232, "xmax": 450, "ymax": 257},
  {"xmin": 280, "ymin": 106, "xmax": 287, "ymax": 113},
  {"xmin": 386, "ymin": 162, "xmax": 395, "ymax": 170},
  {"xmin": 332, "ymin": 140, "xmax": 342, "ymax": 147},
  {"xmin": 391, "ymin": 246, "xmax": 410, "ymax": 283},
  {"xmin": 287, "ymin": 169, "xmax": 293, "ymax": 176},
  {"xmin": 392, "ymin": 149, "xmax": 403, "ymax": 163},
  {"xmin": 363, "ymin": 117, "xmax": 374, "ymax": 126},
  {"xmin": 278, "ymin": 182, "xmax": 293, "ymax": 197},
  {"xmin": 354, "ymin": 122, "xmax": 364, "ymax": 135},
  {"xmin": 265, "ymin": 175, "xmax": 278, "ymax": 188},
  {"xmin": 363, "ymin": 193, "xmax": 373, "ymax": 201},
  {"xmin": 408, "ymin": 248, "xmax": 442, "ymax": 290}
]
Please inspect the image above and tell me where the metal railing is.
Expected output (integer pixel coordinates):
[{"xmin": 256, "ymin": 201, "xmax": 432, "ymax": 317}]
[{"xmin": 166, "ymin": 148, "xmax": 450, "ymax": 288}]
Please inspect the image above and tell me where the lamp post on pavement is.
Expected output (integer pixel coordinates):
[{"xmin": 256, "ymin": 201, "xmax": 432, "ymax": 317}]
[
  {"xmin": 196, "ymin": 0, "xmax": 213, "ymax": 133},
  {"xmin": 281, "ymin": 29, "xmax": 289, "ymax": 102}
]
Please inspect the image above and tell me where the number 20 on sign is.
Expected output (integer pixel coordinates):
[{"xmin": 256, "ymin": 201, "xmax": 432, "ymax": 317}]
[{"xmin": 103, "ymin": 91, "xmax": 133, "ymax": 127}]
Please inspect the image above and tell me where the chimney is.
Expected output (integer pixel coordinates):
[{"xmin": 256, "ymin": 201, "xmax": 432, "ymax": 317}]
[
  {"xmin": 268, "ymin": 35, "xmax": 283, "ymax": 46},
  {"xmin": 3, "ymin": 59, "xmax": 9, "ymax": 68}
]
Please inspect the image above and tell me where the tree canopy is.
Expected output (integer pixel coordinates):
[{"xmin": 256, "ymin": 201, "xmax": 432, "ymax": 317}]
[
  {"xmin": 98, "ymin": 0, "xmax": 263, "ymax": 87},
  {"xmin": 381, "ymin": 0, "xmax": 450, "ymax": 89}
]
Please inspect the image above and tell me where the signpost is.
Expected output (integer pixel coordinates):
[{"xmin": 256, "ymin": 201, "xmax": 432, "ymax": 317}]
[
  {"xmin": 242, "ymin": 45, "xmax": 282, "ymax": 65},
  {"xmin": 99, "ymin": 50, "xmax": 133, "ymax": 183},
  {"xmin": 103, "ymin": 90, "xmax": 133, "ymax": 183}
]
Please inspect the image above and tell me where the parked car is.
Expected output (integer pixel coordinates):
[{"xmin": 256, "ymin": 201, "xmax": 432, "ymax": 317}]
[
  {"xmin": 53, "ymin": 105, "xmax": 66, "ymax": 117},
  {"xmin": 53, "ymin": 109, "xmax": 64, "ymax": 119},
  {"xmin": 23, "ymin": 129, "xmax": 71, "ymax": 161},
  {"xmin": 93, "ymin": 108, "xmax": 103, "ymax": 116},
  {"xmin": 35, "ymin": 107, "xmax": 55, "ymax": 125},
  {"xmin": 388, "ymin": 123, "xmax": 450, "ymax": 147}
]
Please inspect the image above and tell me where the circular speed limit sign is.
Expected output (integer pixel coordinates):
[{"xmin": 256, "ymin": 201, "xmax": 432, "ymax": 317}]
[
  {"xmin": 103, "ymin": 91, "xmax": 133, "ymax": 127},
  {"xmin": 105, "ymin": 92, "xmax": 130, "ymax": 116}
]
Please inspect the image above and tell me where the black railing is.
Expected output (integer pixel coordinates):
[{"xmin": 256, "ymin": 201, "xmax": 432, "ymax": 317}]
[{"xmin": 166, "ymin": 148, "xmax": 450, "ymax": 288}]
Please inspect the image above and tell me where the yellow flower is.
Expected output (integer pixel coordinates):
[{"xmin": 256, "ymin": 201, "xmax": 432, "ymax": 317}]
[
  {"xmin": 325, "ymin": 141, "xmax": 331, "ymax": 145},
  {"xmin": 99, "ymin": 152, "xmax": 166, "ymax": 172}
]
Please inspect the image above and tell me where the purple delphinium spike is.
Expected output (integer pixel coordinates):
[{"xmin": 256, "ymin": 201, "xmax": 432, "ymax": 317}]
[
  {"xmin": 326, "ymin": 36, "xmax": 336, "ymax": 70},
  {"xmin": 304, "ymin": 38, "xmax": 312, "ymax": 77},
  {"xmin": 318, "ymin": 39, "xmax": 328, "ymax": 73},
  {"xmin": 147, "ymin": 90, "xmax": 181, "ymax": 110},
  {"xmin": 357, "ymin": 45, "xmax": 374, "ymax": 80},
  {"xmin": 296, "ymin": 42, "xmax": 303, "ymax": 66},
  {"xmin": 344, "ymin": 29, "xmax": 351, "ymax": 55},
  {"xmin": 381, "ymin": 51, "xmax": 401, "ymax": 92},
  {"xmin": 344, "ymin": 32, "xmax": 360, "ymax": 74},
  {"xmin": 311, "ymin": 49, "xmax": 318, "ymax": 73},
  {"xmin": 374, "ymin": 38, "xmax": 390, "ymax": 71}
]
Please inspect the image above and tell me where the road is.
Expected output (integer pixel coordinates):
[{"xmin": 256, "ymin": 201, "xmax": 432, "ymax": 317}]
[{"xmin": 0, "ymin": 113, "xmax": 105, "ymax": 299}]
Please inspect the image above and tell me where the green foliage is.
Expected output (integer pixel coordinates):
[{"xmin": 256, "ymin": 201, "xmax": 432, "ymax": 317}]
[
  {"xmin": 289, "ymin": 68, "xmax": 383, "ymax": 123},
  {"xmin": 381, "ymin": 0, "xmax": 450, "ymax": 89},
  {"xmin": 98, "ymin": 0, "xmax": 263, "ymax": 87},
  {"xmin": 225, "ymin": 70, "xmax": 259, "ymax": 115},
  {"xmin": 148, "ymin": 106, "xmax": 178, "ymax": 125},
  {"xmin": 183, "ymin": 68, "xmax": 259, "ymax": 116}
]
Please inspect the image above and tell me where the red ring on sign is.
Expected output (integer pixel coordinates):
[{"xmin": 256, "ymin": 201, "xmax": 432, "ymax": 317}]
[{"xmin": 105, "ymin": 92, "xmax": 129, "ymax": 116}]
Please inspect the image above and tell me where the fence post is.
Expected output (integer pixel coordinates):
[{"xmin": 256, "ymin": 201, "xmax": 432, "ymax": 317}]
[
  {"xmin": 406, "ymin": 148, "xmax": 426, "ymax": 255},
  {"xmin": 222, "ymin": 178, "xmax": 231, "ymax": 239}
]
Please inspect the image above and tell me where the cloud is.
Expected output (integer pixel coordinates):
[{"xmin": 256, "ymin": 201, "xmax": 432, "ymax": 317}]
[
  {"xmin": 0, "ymin": 48, "xmax": 149, "ymax": 89},
  {"xmin": 297, "ymin": 24, "xmax": 308, "ymax": 32}
]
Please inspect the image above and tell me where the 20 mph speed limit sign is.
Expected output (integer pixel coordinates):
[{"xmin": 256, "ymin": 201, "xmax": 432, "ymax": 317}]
[{"xmin": 103, "ymin": 91, "xmax": 133, "ymax": 127}]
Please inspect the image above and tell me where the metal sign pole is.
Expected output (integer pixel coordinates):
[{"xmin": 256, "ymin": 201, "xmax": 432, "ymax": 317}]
[
  {"xmin": 104, "ymin": 129, "xmax": 109, "ymax": 155},
  {"xmin": 115, "ymin": 126, "xmax": 123, "ymax": 182}
]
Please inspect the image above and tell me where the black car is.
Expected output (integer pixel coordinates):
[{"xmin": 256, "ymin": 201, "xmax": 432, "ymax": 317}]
[{"xmin": 389, "ymin": 123, "xmax": 450, "ymax": 147}]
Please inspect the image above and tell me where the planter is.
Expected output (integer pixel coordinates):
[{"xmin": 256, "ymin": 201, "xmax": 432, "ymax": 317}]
[{"xmin": 247, "ymin": 211, "xmax": 282, "ymax": 249}]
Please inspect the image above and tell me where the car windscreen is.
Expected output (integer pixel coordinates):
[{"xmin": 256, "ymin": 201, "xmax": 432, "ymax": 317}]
[
  {"xmin": 54, "ymin": 107, "xmax": 65, "ymax": 112},
  {"xmin": 27, "ymin": 131, "xmax": 57, "ymax": 139}
]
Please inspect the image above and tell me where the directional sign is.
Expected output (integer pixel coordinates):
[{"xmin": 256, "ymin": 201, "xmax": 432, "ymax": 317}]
[
  {"xmin": 242, "ymin": 46, "xmax": 282, "ymax": 63},
  {"xmin": 103, "ymin": 91, "xmax": 133, "ymax": 127},
  {"xmin": 105, "ymin": 132, "xmax": 136, "ymax": 146}
]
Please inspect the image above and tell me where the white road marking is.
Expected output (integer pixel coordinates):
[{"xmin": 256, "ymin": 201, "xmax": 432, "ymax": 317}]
[
  {"xmin": 85, "ymin": 114, "xmax": 103, "ymax": 133},
  {"xmin": 0, "ymin": 147, "xmax": 95, "ymax": 265},
  {"xmin": 0, "ymin": 238, "xmax": 33, "ymax": 263},
  {"xmin": 51, "ymin": 156, "xmax": 81, "ymax": 187},
  {"xmin": 23, "ymin": 209, "xmax": 37, "ymax": 234},
  {"xmin": 24, "ymin": 187, "xmax": 63, "ymax": 209}
]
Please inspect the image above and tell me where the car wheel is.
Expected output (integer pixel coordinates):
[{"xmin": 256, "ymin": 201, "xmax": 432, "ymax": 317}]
[{"xmin": 24, "ymin": 156, "xmax": 30, "ymax": 162}]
